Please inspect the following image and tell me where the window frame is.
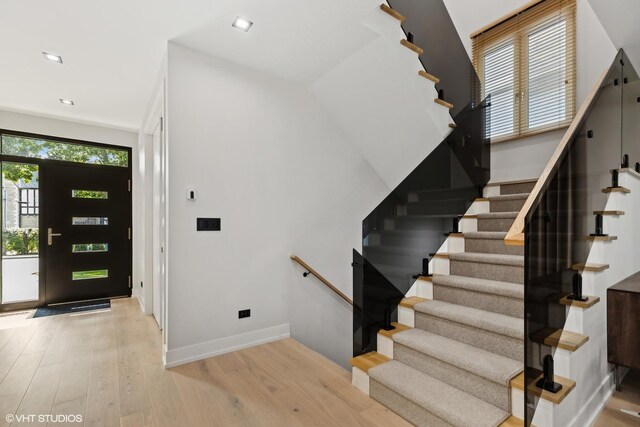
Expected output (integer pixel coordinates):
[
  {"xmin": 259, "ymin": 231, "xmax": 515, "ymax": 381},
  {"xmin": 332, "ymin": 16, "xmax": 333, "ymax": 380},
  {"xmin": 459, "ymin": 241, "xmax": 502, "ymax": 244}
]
[
  {"xmin": 19, "ymin": 188, "xmax": 39, "ymax": 216},
  {"xmin": 473, "ymin": 0, "xmax": 576, "ymax": 143}
]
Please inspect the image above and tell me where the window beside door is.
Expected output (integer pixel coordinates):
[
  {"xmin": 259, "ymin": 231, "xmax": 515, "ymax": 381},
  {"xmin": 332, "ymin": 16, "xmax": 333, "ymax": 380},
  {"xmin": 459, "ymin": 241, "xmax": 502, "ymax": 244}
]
[{"xmin": 472, "ymin": 0, "xmax": 576, "ymax": 141}]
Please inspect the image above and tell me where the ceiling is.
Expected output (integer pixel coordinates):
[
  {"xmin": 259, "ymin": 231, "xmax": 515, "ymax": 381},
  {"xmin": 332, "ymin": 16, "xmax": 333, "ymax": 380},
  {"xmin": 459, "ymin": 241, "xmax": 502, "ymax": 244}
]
[
  {"xmin": 588, "ymin": 0, "xmax": 640, "ymax": 71},
  {"xmin": 0, "ymin": 0, "xmax": 379, "ymax": 131}
]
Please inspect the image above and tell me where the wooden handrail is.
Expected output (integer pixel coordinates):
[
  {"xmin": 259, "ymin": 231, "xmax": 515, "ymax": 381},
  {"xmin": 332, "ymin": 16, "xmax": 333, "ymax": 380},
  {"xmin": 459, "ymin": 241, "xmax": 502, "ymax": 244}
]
[
  {"xmin": 504, "ymin": 67, "xmax": 610, "ymax": 246},
  {"xmin": 290, "ymin": 255, "xmax": 353, "ymax": 306}
]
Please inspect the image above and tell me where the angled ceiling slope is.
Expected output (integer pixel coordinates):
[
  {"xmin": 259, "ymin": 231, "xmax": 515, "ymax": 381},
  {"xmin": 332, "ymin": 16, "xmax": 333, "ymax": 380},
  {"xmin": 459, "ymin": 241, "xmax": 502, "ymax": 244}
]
[{"xmin": 0, "ymin": 0, "xmax": 380, "ymax": 130}]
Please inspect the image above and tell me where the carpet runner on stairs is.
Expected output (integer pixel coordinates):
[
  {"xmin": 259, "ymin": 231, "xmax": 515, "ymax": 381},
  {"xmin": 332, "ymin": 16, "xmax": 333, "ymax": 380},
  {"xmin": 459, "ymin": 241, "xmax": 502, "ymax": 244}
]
[{"xmin": 365, "ymin": 184, "xmax": 532, "ymax": 427}]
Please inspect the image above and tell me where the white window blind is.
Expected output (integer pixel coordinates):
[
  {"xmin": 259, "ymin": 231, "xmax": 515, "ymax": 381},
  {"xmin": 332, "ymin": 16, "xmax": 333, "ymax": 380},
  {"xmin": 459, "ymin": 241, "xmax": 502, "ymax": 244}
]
[{"xmin": 472, "ymin": 0, "xmax": 576, "ymax": 141}]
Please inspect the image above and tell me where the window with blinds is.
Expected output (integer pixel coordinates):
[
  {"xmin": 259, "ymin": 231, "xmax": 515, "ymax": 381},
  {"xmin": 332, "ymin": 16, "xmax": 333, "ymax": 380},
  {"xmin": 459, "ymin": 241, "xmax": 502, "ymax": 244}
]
[{"xmin": 472, "ymin": 0, "xmax": 576, "ymax": 141}]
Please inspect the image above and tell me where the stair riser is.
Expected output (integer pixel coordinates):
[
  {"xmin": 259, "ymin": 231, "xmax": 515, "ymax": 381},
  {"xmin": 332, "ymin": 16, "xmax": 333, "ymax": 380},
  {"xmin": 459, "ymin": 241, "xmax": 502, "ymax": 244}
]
[
  {"xmin": 450, "ymin": 260, "xmax": 524, "ymax": 284},
  {"xmin": 406, "ymin": 200, "xmax": 470, "ymax": 216},
  {"xmin": 391, "ymin": 217, "xmax": 449, "ymax": 232},
  {"xmin": 409, "ymin": 188, "xmax": 476, "ymax": 202},
  {"xmin": 477, "ymin": 218, "xmax": 515, "ymax": 232},
  {"xmin": 365, "ymin": 251, "xmax": 426, "ymax": 270},
  {"xmin": 379, "ymin": 232, "xmax": 444, "ymax": 248},
  {"xmin": 394, "ymin": 344, "xmax": 510, "ymax": 411},
  {"xmin": 465, "ymin": 238, "xmax": 524, "ymax": 256},
  {"xmin": 415, "ymin": 313, "xmax": 524, "ymax": 362},
  {"xmin": 489, "ymin": 199, "xmax": 526, "ymax": 213},
  {"xmin": 501, "ymin": 182, "xmax": 536, "ymax": 195},
  {"xmin": 370, "ymin": 381, "xmax": 453, "ymax": 427},
  {"xmin": 433, "ymin": 285, "xmax": 524, "ymax": 318}
]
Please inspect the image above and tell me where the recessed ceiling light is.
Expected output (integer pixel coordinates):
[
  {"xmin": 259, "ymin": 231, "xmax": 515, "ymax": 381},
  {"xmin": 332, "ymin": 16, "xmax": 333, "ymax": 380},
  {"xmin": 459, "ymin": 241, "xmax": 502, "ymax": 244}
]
[
  {"xmin": 232, "ymin": 17, "xmax": 253, "ymax": 32},
  {"xmin": 42, "ymin": 52, "xmax": 63, "ymax": 64},
  {"xmin": 59, "ymin": 99, "xmax": 74, "ymax": 106}
]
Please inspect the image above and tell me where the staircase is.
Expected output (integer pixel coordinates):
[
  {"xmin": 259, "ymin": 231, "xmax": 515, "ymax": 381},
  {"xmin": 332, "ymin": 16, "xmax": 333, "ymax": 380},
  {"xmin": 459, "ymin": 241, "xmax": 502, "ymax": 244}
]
[{"xmin": 352, "ymin": 180, "xmax": 537, "ymax": 426}]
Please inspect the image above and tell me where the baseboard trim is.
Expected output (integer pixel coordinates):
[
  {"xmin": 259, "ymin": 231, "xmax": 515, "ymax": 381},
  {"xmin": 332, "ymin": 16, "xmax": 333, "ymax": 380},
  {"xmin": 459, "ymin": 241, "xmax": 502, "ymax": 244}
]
[
  {"xmin": 568, "ymin": 370, "xmax": 618, "ymax": 427},
  {"xmin": 164, "ymin": 323, "xmax": 291, "ymax": 368}
]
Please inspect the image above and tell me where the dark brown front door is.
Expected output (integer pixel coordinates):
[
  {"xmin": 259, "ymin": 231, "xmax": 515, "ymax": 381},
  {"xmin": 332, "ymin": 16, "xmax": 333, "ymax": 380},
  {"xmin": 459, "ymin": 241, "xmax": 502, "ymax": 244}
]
[{"xmin": 44, "ymin": 162, "xmax": 131, "ymax": 304}]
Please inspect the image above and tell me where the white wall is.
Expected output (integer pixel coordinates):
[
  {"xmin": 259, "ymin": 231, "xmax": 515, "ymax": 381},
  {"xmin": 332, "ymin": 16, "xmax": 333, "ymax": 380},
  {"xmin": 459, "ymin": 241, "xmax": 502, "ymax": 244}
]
[
  {"xmin": 164, "ymin": 43, "xmax": 389, "ymax": 368},
  {"xmin": 0, "ymin": 109, "xmax": 137, "ymax": 148},
  {"xmin": 444, "ymin": 0, "xmax": 617, "ymax": 183},
  {"xmin": 310, "ymin": 5, "xmax": 451, "ymax": 190}
]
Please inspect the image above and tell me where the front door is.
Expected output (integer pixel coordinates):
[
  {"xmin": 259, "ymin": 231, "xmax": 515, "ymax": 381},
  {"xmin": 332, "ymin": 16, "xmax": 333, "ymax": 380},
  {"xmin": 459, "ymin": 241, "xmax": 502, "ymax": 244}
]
[{"xmin": 44, "ymin": 162, "xmax": 131, "ymax": 304}]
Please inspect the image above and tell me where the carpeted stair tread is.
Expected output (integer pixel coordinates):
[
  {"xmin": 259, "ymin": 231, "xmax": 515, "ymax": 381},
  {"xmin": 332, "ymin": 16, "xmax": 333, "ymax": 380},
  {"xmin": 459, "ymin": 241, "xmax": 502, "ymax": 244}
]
[
  {"xmin": 477, "ymin": 212, "xmax": 519, "ymax": 219},
  {"xmin": 369, "ymin": 360, "xmax": 509, "ymax": 427},
  {"xmin": 464, "ymin": 232, "xmax": 509, "ymax": 240},
  {"xmin": 414, "ymin": 300, "xmax": 523, "ymax": 339},
  {"xmin": 488, "ymin": 193, "xmax": 529, "ymax": 201},
  {"xmin": 393, "ymin": 328, "xmax": 522, "ymax": 385},
  {"xmin": 432, "ymin": 275, "xmax": 523, "ymax": 299},
  {"xmin": 449, "ymin": 252, "xmax": 524, "ymax": 267}
]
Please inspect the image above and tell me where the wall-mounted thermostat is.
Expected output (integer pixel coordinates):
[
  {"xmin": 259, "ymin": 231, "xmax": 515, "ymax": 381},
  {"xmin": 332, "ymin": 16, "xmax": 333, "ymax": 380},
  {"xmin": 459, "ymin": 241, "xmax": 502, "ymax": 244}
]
[{"xmin": 186, "ymin": 186, "xmax": 196, "ymax": 201}]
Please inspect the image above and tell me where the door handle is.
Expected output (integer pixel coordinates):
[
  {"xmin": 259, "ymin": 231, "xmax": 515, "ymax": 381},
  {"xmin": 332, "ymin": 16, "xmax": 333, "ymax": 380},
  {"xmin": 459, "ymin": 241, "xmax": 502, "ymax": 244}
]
[{"xmin": 47, "ymin": 228, "xmax": 62, "ymax": 246}]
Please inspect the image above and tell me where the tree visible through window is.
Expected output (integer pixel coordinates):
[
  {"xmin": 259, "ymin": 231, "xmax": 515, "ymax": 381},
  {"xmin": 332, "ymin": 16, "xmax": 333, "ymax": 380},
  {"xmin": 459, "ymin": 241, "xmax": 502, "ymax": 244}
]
[{"xmin": 1, "ymin": 134, "xmax": 128, "ymax": 183}]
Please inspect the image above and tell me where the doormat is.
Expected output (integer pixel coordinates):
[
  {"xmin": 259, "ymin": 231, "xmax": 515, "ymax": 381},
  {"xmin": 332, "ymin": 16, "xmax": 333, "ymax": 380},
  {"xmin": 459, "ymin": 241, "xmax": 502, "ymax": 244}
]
[
  {"xmin": 0, "ymin": 311, "xmax": 32, "ymax": 318},
  {"xmin": 32, "ymin": 300, "xmax": 111, "ymax": 318}
]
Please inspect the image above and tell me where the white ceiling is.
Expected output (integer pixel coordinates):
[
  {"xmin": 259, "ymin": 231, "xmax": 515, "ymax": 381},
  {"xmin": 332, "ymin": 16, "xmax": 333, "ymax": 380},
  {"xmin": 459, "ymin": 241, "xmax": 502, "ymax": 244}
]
[
  {"xmin": 0, "ymin": 0, "xmax": 379, "ymax": 131},
  {"xmin": 587, "ymin": 0, "xmax": 640, "ymax": 71}
]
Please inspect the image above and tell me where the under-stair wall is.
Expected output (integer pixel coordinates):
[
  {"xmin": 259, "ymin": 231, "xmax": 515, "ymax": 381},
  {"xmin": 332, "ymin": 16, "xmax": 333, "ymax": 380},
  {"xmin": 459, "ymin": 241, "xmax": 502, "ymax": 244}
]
[
  {"xmin": 310, "ymin": 2, "xmax": 455, "ymax": 190},
  {"xmin": 347, "ymin": 2, "xmax": 490, "ymax": 358},
  {"xmin": 550, "ymin": 169, "xmax": 640, "ymax": 426},
  {"xmin": 517, "ymin": 49, "xmax": 640, "ymax": 426}
]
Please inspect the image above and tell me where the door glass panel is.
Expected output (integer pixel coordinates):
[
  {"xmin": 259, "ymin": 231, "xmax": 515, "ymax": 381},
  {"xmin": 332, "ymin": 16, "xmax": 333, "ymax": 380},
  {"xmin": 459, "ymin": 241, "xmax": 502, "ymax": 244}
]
[
  {"xmin": 72, "ymin": 269, "xmax": 109, "ymax": 280},
  {"xmin": 1, "ymin": 134, "xmax": 128, "ymax": 167},
  {"xmin": 72, "ymin": 190, "xmax": 108, "ymax": 199},
  {"xmin": 1, "ymin": 162, "xmax": 39, "ymax": 303},
  {"xmin": 72, "ymin": 243, "xmax": 108, "ymax": 253},
  {"xmin": 72, "ymin": 217, "xmax": 109, "ymax": 225}
]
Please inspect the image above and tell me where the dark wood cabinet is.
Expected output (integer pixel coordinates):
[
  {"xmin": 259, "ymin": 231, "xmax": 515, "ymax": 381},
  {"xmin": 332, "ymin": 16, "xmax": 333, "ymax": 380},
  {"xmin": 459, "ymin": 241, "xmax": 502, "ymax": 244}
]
[{"xmin": 608, "ymin": 271, "xmax": 640, "ymax": 386}]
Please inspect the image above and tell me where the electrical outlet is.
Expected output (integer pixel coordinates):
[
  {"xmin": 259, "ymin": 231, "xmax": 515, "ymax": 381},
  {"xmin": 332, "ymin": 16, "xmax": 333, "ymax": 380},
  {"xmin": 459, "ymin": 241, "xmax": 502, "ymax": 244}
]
[{"xmin": 238, "ymin": 309, "xmax": 251, "ymax": 319}]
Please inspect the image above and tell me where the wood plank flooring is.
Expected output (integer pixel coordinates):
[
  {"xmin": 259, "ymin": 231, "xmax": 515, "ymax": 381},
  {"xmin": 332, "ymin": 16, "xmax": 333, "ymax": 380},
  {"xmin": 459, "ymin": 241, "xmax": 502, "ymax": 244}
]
[
  {"xmin": 0, "ymin": 298, "xmax": 409, "ymax": 427},
  {"xmin": 594, "ymin": 369, "xmax": 640, "ymax": 426}
]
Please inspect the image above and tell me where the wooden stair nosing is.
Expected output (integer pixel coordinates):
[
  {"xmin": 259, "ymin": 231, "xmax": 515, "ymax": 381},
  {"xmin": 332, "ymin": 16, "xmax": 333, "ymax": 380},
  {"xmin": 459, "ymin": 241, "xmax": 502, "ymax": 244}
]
[
  {"xmin": 499, "ymin": 415, "xmax": 526, "ymax": 427},
  {"xmin": 434, "ymin": 98, "xmax": 454, "ymax": 109},
  {"xmin": 530, "ymin": 327, "xmax": 588, "ymax": 352},
  {"xmin": 510, "ymin": 371, "xmax": 576, "ymax": 405},
  {"xmin": 558, "ymin": 294, "xmax": 600, "ymax": 309},
  {"xmin": 400, "ymin": 39, "xmax": 424, "ymax": 55},
  {"xmin": 572, "ymin": 262, "xmax": 609, "ymax": 272},
  {"xmin": 431, "ymin": 253, "xmax": 450, "ymax": 259},
  {"xmin": 378, "ymin": 321, "xmax": 412, "ymax": 338},
  {"xmin": 399, "ymin": 296, "xmax": 427, "ymax": 308},
  {"xmin": 379, "ymin": 4, "xmax": 406, "ymax": 22},
  {"xmin": 418, "ymin": 70, "xmax": 440, "ymax": 84},
  {"xmin": 586, "ymin": 235, "xmax": 617, "ymax": 242},
  {"xmin": 350, "ymin": 351, "xmax": 390, "ymax": 373},
  {"xmin": 593, "ymin": 210, "xmax": 624, "ymax": 215},
  {"xmin": 602, "ymin": 186, "xmax": 630, "ymax": 194}
]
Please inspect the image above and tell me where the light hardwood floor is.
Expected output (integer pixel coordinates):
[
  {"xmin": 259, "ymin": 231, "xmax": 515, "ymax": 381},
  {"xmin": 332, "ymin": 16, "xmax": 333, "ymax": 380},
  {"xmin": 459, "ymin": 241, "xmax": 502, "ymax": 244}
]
[
  {"xmin": 0, "ymin": 298, "xmax": 409, "ymax": 427},
  {"xmin": 594, "ymin": 369, "xmax": 640, "ymax": 426}
]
